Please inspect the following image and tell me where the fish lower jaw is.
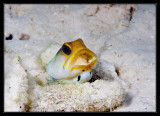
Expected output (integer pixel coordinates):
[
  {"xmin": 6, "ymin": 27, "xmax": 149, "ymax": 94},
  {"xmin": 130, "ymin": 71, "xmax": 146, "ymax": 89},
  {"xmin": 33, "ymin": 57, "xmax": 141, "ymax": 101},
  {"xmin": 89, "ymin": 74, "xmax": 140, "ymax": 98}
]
[{"xmin": 52, "ymin": 70, "xmax": 93, "ymax": 84}]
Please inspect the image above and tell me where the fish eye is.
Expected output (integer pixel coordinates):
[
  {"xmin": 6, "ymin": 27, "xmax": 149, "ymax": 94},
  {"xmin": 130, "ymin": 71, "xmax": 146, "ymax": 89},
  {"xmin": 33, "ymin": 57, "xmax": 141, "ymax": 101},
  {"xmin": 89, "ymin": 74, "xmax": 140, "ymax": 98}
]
[{"xmin": 62, "ymin": 44, "xmax": 71, "ymax": 55}]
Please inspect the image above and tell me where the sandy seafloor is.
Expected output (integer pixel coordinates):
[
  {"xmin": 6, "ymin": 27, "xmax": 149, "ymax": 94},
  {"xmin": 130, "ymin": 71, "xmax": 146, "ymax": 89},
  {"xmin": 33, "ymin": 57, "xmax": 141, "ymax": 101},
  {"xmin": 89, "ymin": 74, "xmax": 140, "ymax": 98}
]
[{"xmin": 4, "ymin": 4, "xmax": 156, "ymax": 112}]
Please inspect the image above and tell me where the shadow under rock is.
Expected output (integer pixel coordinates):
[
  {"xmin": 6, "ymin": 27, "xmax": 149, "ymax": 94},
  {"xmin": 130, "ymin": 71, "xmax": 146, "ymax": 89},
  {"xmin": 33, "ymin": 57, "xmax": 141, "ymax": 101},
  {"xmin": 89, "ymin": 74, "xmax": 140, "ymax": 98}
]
[
  {"xmin": 122, "ymin": 92, "xmax": 134, "ymax": 107},
  {"xmin": 89, "ymin": 60, "xmax": 116, "ymax": 83},
  {"xmin": 89, "ymin": 69, "xmax": 102, "ymax": 83}
]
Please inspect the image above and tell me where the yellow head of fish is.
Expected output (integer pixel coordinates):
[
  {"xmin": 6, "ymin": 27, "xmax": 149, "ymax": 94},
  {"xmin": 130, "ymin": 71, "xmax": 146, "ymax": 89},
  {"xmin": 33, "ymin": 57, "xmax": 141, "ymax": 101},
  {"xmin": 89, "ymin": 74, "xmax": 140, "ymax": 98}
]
[{"xmin": 47, "ymin": 39, "xmax": 97, "ymax": 83}]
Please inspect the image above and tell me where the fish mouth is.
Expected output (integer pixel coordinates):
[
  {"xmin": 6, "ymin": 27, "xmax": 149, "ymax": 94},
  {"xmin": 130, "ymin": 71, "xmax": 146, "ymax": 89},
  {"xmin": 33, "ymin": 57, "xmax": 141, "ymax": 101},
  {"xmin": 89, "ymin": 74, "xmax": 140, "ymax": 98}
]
[{"xmin": 68, "ymin": 48, "xmax": 97, "ymax": 72}]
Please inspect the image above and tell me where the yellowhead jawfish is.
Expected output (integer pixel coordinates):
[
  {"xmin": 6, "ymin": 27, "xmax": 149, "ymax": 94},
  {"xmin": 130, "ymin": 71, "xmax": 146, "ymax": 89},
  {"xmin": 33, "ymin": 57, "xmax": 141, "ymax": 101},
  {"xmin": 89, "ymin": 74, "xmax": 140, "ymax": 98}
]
[{"xmin": 47, "ymin": 39, "xmax": 97, "ymax": 83}]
